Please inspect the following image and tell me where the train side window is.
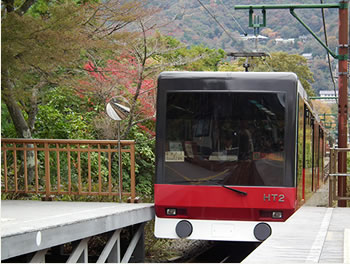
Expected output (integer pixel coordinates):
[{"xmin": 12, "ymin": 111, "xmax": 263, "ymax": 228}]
[
  {"xmin": 297, "ymin": 96, "xmax": 305, "ymax": 202},
  {"xmin": 304, "ymin": 106, "xmax": 313, "ymax": 200}
]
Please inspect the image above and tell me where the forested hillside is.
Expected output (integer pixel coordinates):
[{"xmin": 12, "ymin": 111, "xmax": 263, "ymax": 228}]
[{"xmin": 147, "ymin": 0, "xmax": 340, "ymax": 94}]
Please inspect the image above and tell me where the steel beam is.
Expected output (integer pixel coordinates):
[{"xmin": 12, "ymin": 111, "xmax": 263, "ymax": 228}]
[
  {"xmin": 121, "ymin": 223, "xmax": 145, "ymax": 263},
  {"xmin": 30, "ymin": 249, "xmax": 49, "ymax": 263},
  {"xmin": 97, "ymin": 229, "xmax": 121, "ymax": 263},
  {"xmin": 66, "ymin": 238, "xmax": 90, "ymax": 263}
]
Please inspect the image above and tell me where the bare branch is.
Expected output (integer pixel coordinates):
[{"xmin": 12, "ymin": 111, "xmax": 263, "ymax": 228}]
[
  {"xmin": 16, "ymin": 0, "xmax": 37, "ymax": 15},
  {"xmin": 131, "ymin": 115, "xmax": 156, "ymax": 127}
]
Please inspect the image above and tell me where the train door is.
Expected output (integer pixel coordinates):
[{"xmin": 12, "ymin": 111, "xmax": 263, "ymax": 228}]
[
  {"xmin": 319, "ymin": 128, "xmax": 325, "ymax": 181},
  {"xmin": 297, "ymin": 96, "xmax": 305, "ymax": 204},
  {"xmin": 313, "ymin": 123, "xmax": 320, "ymax": 190},
  {"xmin": 304, "ymin": 106, "xmax": 313, "ymax": 200}
]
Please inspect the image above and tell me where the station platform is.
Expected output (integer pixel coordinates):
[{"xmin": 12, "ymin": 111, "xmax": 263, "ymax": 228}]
[
  {"xmin": 1, "ymin": 200, "xmax": 154, "ymax": 261},
  {"xmin": 243, "ymin": 206, "xmax": 350, "ymax": 263}
]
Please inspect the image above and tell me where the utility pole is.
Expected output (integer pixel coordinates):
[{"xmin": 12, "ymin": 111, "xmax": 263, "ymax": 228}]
[
  {"xmin": 337, "ymin": 0, "xmax": 348, "ymax": 207},
  {"xmin": 235, "ymin": 2, "xmax": 349, "ymax": 207}
]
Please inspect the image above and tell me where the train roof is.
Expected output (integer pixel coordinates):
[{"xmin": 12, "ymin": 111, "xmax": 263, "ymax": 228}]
[
  {"xmin": 158, "ymin": 71, "xmax": 303, "ymax": 95},
  {"xmin": 159, "ymin": 71, "xmax": 311, "ymax": 102},
  {"xmin": 159, "ymin": 71, "xmax": 298, "ymax": 81},
  {"xmin": 159, "ymin": 71, "xmax": 305, "ymax": 98}
]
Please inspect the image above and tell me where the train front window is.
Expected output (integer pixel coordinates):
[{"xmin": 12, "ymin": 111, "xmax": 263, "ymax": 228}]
[{"xmin": 164, "ymin": 92, "xmax": 286, "ymax": 187}]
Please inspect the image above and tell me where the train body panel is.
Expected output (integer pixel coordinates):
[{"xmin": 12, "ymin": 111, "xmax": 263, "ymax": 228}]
[
  {"xmin": 154, "ymin": 71, "xmax": 326, "ymax": 241},
  {"xmin": 155, "ymin": 184, "xmax": 296, "ymax": 221}
]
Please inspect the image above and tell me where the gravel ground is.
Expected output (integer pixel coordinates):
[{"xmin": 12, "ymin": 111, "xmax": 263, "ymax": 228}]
[
  {"xmin": 166, "ymin": 239, "xmax": 214, "ymax": 262},
  {"xmin": 304, "ymin": 178, "xmax": 330, "ymax": 207},
  {"xmin": 305, "ymin": 158, "xmax": 330, "ymax": 207}
]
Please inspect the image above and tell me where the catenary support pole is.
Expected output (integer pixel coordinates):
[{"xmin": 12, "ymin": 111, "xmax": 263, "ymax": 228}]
[{"xmin": 337, "ymin": 1, "xmax": 348, "ymax": 207}]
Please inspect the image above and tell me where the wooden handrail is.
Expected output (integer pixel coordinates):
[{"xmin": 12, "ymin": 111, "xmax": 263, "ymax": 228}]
[
  {"xmin": 1, "ymin": 138, "xmax": 135, "ymax": 144},
  {"xmin": 1, "ymin": 138, "xmax": 136, "ymax": 202}
]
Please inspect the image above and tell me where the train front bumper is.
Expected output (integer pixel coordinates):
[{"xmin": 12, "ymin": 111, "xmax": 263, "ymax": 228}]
[{"xmin": 155, "ymin": 216, "xmax": 285, "ymax": 242}]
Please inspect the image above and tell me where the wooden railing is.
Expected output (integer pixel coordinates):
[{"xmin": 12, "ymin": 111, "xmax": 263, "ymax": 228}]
[
  {"xmin": 1, "ymin": 139, "xmax": 136, "ymax": 202},
  {"xmin": 328, "ymin": 147, "xmax": 350, "ymax": 206}
]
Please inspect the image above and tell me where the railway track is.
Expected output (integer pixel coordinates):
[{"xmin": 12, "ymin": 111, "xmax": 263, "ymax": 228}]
[
  {"xmin": 170, "ymin": 241, "xmax": 260, "ymax": 263},
  {"xmin": 190, "ymin": 241, "xmax": 260, "ymax": 263}
]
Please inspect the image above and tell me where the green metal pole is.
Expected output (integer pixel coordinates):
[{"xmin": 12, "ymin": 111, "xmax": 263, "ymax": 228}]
[
  {"xmin": 289, "ymin": 9, "xmax": 338, "ymax": 58},
  {"xmin": 309, "ymin": 96, "xmax": 339, "ymax": 100}
]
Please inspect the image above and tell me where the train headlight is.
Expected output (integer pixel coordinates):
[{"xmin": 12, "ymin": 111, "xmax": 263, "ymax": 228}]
[
  {"xmin": 166, "ymin": 208, "xmax": 177, "ymax": 216},
  {"xmin": 272, "ymin": 211, "xmax": 283, "ymax": 219}
]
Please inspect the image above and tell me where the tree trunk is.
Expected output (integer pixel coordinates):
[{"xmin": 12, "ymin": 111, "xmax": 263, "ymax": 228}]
[{"xmin": 2, "ymin": 71, "xmax": 35, "ymax": 183}]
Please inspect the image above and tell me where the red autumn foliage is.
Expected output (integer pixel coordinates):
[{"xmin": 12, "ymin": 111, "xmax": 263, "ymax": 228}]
[{"xmin": 79, "ymin": 54, "xmax": 156, "ymax": 135}]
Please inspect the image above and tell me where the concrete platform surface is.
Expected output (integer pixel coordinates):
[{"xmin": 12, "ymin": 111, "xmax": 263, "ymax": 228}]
[
  {"xmin": 243, "ymin": 206, "xmax": 350, "ymax": 263},
  {"xmin": 1, "ymin": 200, "xmax": 154, "ymax": 260}
]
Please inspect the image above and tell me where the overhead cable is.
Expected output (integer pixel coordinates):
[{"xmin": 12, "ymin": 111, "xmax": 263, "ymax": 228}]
[
  {"xmin": 320, "ymin": 0, "xmax": 338, "ymax": 104},
  {"xmin": 217, "ymin": 0, "xmax": 247, "ymax": 36},
  {"xmin": 196, "ymin": 0, "xmax": 238, "ymax": 44}
]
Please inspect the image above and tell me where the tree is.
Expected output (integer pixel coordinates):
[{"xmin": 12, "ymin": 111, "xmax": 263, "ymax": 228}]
[
  {"xmin": 216, "ymin": 52, "xmax": 315, "ymax": 96},
  {"xmin": 261, "ymin": 27, "xmax": 278, "ymax": 38},
  {"xmin": 243, "ymin": 52, "xmax": 315, "ymax": 96},
  {"xmin": 34, "ymin": 87, "xmax": 96, "ymax": 139},
  {"xmin": 2, "ymin": 1, "xmax": 88, "ymax": 138},
  {"xmin": 1, "ymin": 0, "xmax": 145, "ymax": 140},
  {"xmin": 2, "ymin": 0, "xmax": 97, "ymax": 182},
  {"xmin": 312, "ymin": 100, "xmax": 336, "ymax": 131}
]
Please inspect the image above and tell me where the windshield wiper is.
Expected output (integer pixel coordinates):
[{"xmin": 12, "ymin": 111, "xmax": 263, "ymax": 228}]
[{"xmin": 222, "ymin": 185, "xmax": 248, "ymax": 196}]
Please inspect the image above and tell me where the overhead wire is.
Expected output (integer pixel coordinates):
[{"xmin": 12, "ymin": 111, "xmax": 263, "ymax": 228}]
[
  {"xmin": 217, "ymin": 0, "xmax": 247, "ymax": 36},
  {"xmin": 196, "ymin": 0, "xmax": 270, "ymax": 71},
  {"xmin": 218, "ymin": 0, "xmax": 272, "ymax": 70},
  {"xmin": 195, "ymin": 0, "xmax": 238, "ymax": 44},
  {"xmin": 320, "ymin": 0, "xmax": 338, "ymax": 104}
]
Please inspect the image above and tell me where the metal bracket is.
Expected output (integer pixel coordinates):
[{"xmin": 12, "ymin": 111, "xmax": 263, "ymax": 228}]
[
  {"xmin": 235, "ymin": 3, "xmax": 347, "ymax": 61},
  {"xmin": 338, "ymin": 72, "xmax": 349, "ymax": 77},
  {"xmin": 226, "ymin": 52, "xmax": 270, "ymax": 57},
  {"xmin": 289, "ymin": 8, "xmax": 338, "ymax": 59},
  {"xmin": 339, "ymin": 2, "xmax": 349, "ymax": 9},
  {"xmin": 337, "ymin": 54, "xmax": 349, "ymax": 61},
  {"xmin": 248, "ymin": 8, "xmax": 266, "ymax": 28}
]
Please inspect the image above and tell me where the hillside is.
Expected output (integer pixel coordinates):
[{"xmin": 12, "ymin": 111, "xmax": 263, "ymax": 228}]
[{"xmin": 147, "ymin": 0, "xmax": 341, "ymax": 94}]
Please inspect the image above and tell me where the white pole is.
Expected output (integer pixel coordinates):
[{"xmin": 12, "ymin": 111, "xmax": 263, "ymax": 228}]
[{"xmin": 118, "ymin": 122, "xmax": 122, "ymax": 202}]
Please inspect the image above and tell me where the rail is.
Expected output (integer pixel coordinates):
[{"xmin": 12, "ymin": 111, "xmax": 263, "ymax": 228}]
[
  {"xmin": 328, "ymin": 147, "xmax": 350, "ymax": 206},
  {"xmin": 1, "ymin": 138, "xmax": 136, "ymax": 202}
]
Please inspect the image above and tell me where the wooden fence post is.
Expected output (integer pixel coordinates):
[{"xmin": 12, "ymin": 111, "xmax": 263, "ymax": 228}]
[
  {"xmin": 44, "ymin": 142, "xmax": 51, "ymax": 200},
  {"xmin": 130, "ymin": 142, "xmax": 136, "ymax": 203}
]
